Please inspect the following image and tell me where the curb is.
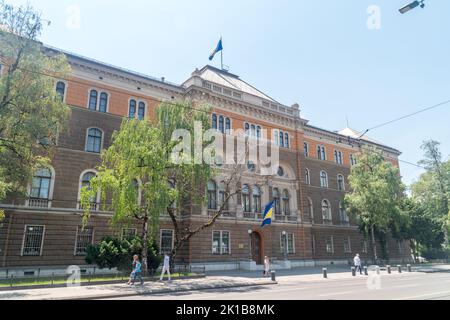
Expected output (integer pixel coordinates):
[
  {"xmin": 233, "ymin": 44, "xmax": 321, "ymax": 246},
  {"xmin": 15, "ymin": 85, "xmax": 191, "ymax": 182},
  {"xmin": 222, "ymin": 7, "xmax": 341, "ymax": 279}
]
[
  {"xmin": 47, "ymin": 280, "xmax": 278, "ymax": 300},
  {"xmin": 416, "ymin": 269, "xmax": 450, "ymax": 273},
  {"xmin": 0, "ymin": 275, "xmax": 206, "ymax": 292}
]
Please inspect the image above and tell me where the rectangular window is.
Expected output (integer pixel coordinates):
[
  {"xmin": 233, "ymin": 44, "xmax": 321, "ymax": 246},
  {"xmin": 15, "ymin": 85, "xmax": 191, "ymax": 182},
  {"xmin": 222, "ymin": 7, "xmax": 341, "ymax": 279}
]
[
  {"xmin": 212, "ymin": 231, "xmax": 230, "ymax": 255},
  {"xmin": 280, "ymin": 233, "xmax": 295, "ymax": 254},
  {"xmin": 121, "ymin": 228, "xmax": 137, "ymax": 240},
  {"xmin": 344, "ymin": 237, "xmax": 352, "ymax": 253},
  {"xmin": 160, "ymin": 229, "xmax": 174, "ymax": 253},
  {"xmin": 22, "ymin": 225, "xmax": 45, "ymax": 256},
  {"xmin": 75, "ymin": 227, "xmax": 94, "ymax": 256},
  {"xmin": 326, "ymin": 236, "xmax": 334, "ymax": 254}
]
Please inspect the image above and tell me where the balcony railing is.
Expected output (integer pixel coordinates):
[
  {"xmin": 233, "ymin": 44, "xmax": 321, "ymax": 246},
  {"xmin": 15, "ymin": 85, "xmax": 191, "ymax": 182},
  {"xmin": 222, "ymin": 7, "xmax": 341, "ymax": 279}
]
[
  {"xmin": 27, "ymin": 198, "xmax": 50, "ymax": 208},
  {"xmin": 207, "ymin": 210, "xmax": 237, "ymax": 219},
  {"xmin": 78, "ymin": 202, "xmax": 100, "ymax": 211},
  {"xmin": 275, "ymin": 214, "xmax": 298, "ymax": 223}
]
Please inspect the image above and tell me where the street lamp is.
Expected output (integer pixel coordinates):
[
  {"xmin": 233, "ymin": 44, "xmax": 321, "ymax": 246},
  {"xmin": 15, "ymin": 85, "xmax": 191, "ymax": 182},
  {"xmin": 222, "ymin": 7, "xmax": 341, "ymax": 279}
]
[
  {"xmin": 248, "ymin": 230, "xmax": 253, "ymax": 261},
  {"xmin": 282, "ymin": 231, "xmax": 288, "ymax": 261},
  {"xmin": 399, "ymin": 0, "xmax": 425, "ymax": 14}
]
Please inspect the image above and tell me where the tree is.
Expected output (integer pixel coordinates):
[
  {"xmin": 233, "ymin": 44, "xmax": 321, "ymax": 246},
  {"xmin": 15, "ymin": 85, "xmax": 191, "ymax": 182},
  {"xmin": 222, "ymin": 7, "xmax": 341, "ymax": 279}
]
[
  {"xmin": 415, "ymin": 140, "xmax": 450, "ymax": 246},
  {"xmin": 0, "ymin": 1, "xmax": 71, "ymax": 198},
  {"xmin": 80, "ymin": 119, "xmax": 170, "ymax": 274},
  {"xmin": 344, "ymin": 146, "xmax": 405, "ymax": 262}
]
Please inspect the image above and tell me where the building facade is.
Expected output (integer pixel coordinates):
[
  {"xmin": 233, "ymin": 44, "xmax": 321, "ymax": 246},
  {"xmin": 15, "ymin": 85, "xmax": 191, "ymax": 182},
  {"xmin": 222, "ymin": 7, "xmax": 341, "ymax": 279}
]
[{"xmin": 0, "ymin": 47, "xmax": 412, "ymax": 273}]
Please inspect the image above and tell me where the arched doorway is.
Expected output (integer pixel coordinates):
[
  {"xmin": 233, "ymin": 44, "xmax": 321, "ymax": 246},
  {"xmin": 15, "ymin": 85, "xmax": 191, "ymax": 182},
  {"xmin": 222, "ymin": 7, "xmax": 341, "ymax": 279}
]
[{"xmin": 251, "ymin": 232, "xmax": 263, "ymax": 265}]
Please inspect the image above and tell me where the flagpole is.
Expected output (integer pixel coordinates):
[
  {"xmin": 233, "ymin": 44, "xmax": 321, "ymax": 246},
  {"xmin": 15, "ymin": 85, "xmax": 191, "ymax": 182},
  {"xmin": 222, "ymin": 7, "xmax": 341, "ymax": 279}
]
[{"xmin": 221, "ymin": 49, "xmax": 223, "ymax": 70}]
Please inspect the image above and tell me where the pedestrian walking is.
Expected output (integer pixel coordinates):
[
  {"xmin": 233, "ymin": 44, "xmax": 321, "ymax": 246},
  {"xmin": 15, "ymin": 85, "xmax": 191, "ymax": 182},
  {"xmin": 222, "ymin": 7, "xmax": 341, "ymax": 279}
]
[
  {"xmin": 354, "ymin": 253, "xmax": 363, "ymax": 275},
  {"xmin": 159, "ymin": 252, "xmax": 171, "ymax": 281},
  {"xmin": 263, "ymin": 256, "xmax": 270, "ymax": 277},
  {"xmin": 128, "ymin": 255, "xmax": 144, "ymax": 285}
]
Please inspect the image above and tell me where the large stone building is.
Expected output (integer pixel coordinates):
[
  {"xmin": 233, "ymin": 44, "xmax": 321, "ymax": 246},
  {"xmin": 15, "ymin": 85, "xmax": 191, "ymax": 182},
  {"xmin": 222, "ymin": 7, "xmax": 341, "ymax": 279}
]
[{"xmin": 0, "ymin": 45, "xmax": 412, "ymax": 273}]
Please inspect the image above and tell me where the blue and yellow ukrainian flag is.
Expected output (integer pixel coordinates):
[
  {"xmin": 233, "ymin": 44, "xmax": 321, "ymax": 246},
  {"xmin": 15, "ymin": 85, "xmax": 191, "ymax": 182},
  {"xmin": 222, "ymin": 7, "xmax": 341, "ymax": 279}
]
[{"xmin": 261, "ymin": 201, "xmax": 275, "ymax": 227}]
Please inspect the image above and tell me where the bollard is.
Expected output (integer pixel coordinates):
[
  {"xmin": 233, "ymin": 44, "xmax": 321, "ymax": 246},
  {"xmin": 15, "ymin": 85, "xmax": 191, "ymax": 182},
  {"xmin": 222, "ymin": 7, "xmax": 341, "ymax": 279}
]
[
  {"xmin": 271, "ymin": 270, "xmax": 276, "ymax": 282},
  {"xmin": 364, "ymin": 266, "xmax": 368, "ymax": 276},
  {"xmin": 387, "ymin": 265, "xmax": 391, "ymax": 274},
  {"xmin": 351, "ymin": 267, "xmax": 356, "ymax": 276},
  {"xmin": 323, "ymin": 268, "xmax": 328, "ymax": 279},
  {"xmin": 397, "ymin": 265, "xmax": 402, "ymax": 273},
  {"xmin": 407, "ymin": 264, "xmax": 412, "ymax": 272}
]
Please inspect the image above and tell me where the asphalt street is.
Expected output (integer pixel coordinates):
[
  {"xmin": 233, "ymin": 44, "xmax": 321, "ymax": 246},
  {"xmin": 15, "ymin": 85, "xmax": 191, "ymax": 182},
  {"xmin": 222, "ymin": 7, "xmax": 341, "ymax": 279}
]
[{"xmin": 104, "ymin": 271, "xmax": 450, "ymax": 300}]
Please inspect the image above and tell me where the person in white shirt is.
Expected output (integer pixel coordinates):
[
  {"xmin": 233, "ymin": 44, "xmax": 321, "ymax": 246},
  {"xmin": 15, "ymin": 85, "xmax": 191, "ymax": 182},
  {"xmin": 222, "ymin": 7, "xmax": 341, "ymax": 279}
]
[
  {"xmin": 263, "ymin": 256, "xmax": 270, "ymax": 277},
  {"xmin": 353, "ymin": 253, "xmax": 362, "ymax": 275},
  {"xmin": 160, "ymin": 252, "xmax": 171, "ymax": 281}
]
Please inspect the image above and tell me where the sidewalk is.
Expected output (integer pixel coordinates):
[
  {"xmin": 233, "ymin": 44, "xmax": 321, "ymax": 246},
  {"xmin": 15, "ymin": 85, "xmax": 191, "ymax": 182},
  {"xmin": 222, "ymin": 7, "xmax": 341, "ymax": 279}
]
[
  {"xmin": 415, "ymin": 264, "xmax": 450, "ymax": 273},
  {"xmin": 0, "ymin": 276, "xmax": 276, "ymax": 300}
]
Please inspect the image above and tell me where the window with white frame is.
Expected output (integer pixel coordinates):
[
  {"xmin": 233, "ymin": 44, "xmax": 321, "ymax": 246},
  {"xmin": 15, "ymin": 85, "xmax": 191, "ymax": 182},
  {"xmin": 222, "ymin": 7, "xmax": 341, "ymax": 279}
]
[
  {"xmin": 212, "ymin": 114, "xmax": 231, "ymax": 134},
  {"xmin": 207, "ymin": 180, "xmax": 217, "ymax": 210},
  {"xmin": 121, "ymin": 228, "xmax": 137, "ymax": 240},
  {"xmin": 160, "ymin": 229, "xmax": 174, "ymax": 253},
  {"xmin": 88, "ymin": 89, "xmax": 108, "ymax": 113},
  {"xmin": 280, "ymin": 233, "xmax": 295, "ymax": 254},
  {"xmin": 212, "ymin": 231, "xmax": 230, "ymax": 255},
  {"xmin": 86, "ymin": 128, "xmax": 103, "ymax": 153},
  {"xmin": 129, "ymin": 99, "xmax": 137, "ymax": 118},
  {"xmin": 337, "ymin": 174, "xmax": 345, "ymax": 191},
  {"xmin": 339, "ymin": 201, "xmax": 349, "ymax": 225},
  {"xmin": 273, "ymin": 187, "xmax": 281, "ymax": 215},
  {"xmin": 244, "ymin": 122, "xmax": 262, "ymax": 139},
  {"xmin": 305, "ymin": 168, "xmax": 311, "ymax": 185},
  {"xmin": 29, "ymin": 168, "xmax": 53, "ymax": 207},
  {"xmin": 273, "ymin": 129, "xmax": 290, "ymax": 148},
  {"xmin": 282, "ymin": 189, "xmax": 290, "ymax": 215},
  {"xmin": 252, "ymin": 185, "xmax": 261, "ymax": 213},
  {"xmin": 75, "ymin": 226, "xmax": 94, "ymax": 255},
  {"xmin": 242, "ymin": 184, "xmax": 251, "ymax": 213},
  {"xmin": 79, "ymin": 171, "xmax": 98, "ymax": 210},
  {"xmin": 317, "ymin": 145, "xmax": 326, "ymax": 160},
  {"xmin": 344, "ymin": 237, "xmax": 352, "ymax": 253},
  {"xmin": 326, "ymin": 236, "xmax": 334, "ymax": 254},
  {"xmin": 320, "ymin": 171, "xmax": 328, "ymax": 188},
  {"xmin": 137, "ymin": 101, "xmax": 146, "ymax": 120},
  {"xmin": 350, "ymin": 154, "xmax": 357, "ymax": 166},
  {"xmin": 304, "ymin": 142, "xmax": 309, "ymax": 157},
  {"xmin": 322, "ymin": 199, "xmax": 332, "ymax": 224},
  {"xmin": 334, "ymin": 150, "xmax": 343, "ymax": 165},
  {"xmin": 22, "ymin": 225, "xmax": 45, "ymax": 256}
]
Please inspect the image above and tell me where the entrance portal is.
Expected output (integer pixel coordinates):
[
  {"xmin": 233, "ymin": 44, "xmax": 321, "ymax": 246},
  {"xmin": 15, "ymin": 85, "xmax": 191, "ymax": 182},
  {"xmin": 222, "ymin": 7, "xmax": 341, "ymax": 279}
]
[{"xmin": 251, "ymin": 232, "xmax": 263, "ymax": 265}]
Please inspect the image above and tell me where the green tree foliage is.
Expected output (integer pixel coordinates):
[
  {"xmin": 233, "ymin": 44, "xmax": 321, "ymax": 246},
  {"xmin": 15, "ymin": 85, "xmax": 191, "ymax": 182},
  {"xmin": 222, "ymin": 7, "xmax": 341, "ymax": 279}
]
[
  {"xmin": 413, "ymin": 140, "xmax": 450, "ymax": 246},
  {"xmin": 81, "ymin": 119, "xmax": 170, "ymax": 273},
  {"xmin": 344, "ymin": 146, "xmax": 406, "ymax": 261},
  {"xmin": 85, "ymin": 236, "xmax": 161, "ymax": 272},
  {"xmin": 0, "ymin": 1, "xmax": 71, "ymax": 198}
]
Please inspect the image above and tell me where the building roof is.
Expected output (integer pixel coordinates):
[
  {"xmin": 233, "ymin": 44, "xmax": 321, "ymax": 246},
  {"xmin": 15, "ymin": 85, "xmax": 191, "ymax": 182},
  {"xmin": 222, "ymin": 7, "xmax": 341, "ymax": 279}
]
[{"xmin": 190, "ymin": 65, "xmax": 280, "ymax": 104}]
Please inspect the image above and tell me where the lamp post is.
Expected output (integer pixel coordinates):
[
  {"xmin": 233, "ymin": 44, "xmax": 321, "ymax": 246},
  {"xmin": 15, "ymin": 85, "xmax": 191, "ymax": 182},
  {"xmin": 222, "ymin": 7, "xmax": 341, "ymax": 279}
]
[
  {"xmin": 248, "ymin": 229, "xmax": 253, "ymax": 261},
  {"xmin": 282, "ymin": 231, "xmax": 288, "ymax": 261},
  {"xmin": 399, "ymin": 0, "xmax": 425, "ymax": 14}
]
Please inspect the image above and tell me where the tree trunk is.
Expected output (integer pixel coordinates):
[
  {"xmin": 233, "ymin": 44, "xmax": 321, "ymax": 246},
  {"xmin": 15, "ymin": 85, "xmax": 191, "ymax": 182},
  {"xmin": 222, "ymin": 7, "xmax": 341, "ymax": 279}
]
[
  {"xmin": 141, "ymin": 214, "xmax": 149, "ymax": 276},
  {"xmin": 371, "ymin": 225, "xmax": 378, "ymax": 263}
]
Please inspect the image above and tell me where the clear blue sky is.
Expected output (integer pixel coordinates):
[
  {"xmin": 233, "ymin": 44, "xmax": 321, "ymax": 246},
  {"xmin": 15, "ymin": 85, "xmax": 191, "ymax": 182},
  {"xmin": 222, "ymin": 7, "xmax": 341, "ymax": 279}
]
[{"xmin": 9, "ymin": 0, "xmax": 450, "ymax": 187}]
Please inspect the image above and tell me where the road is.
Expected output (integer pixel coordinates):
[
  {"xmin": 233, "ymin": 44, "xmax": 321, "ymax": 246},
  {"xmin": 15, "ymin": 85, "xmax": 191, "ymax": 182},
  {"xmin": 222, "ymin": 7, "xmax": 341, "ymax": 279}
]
[{"xmin": 104, "ymin": 271, "xmax": 450, "ymax": 300}]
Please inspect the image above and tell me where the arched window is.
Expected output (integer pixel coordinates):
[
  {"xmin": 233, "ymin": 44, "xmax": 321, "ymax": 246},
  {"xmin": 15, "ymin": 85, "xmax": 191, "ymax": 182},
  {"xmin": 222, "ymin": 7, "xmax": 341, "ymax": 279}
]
[
  {"xmin": 273, "ymin": 188, "xmax": 281, "ymax": 215},
  {"xmin": 318, "ymin": 146, "xmax": 326, "ymax": 160},
  {"xmin": 225, "ymin": 118, "xmax": 231, "ymax": 134},
  {"xmin": 245, "ymin": 123, "xmax": 250, "ymax": 136},
  {"xmin": 29, "ymin": 168, "xmax": 54, "ymax": 208},
  {"xmin": 207, "ymin": 180, "xmax": 217, "ymax": 210},
  {"xmin": 256, "ymin": 126, "xmax": 261, "ymax": 140},
  {"xmin": 86, "ymin": 128, "xmax": 103, "ymax": 153},
  {"xmin": 218, "ymin": 182, "xmax": 228, "ymax": 211},
  {"xmin": 79, "ymin": 171, "xmax": 99, "ymax": 210},
  {"xmin": 138, "ymin": 102, "xmax": 146, "ymax": 120},
  {"xmin": 56, "ymin": 81, "xmax": 66, "ymax": 101},
  {"xmin": 282, "ymin": 190, "xmax": 290, "ymax": 215},
  {"xmin": 99, "ymin": 92, "xmax": 108, "ymax": 113},
  {"xmin": 304, "ymin": 142, "xmax": 309, "ymax": 157},
  {"xmin": 129, "ymin": 99, "xmax": 136, "ymax": 118},
  {"xmin": 273, "ymin": 130, "xmax": 279, "ymax": 145},
  {"xmin": 305, "ymin": 169, "xmax": 310, "ymax": 185},
  {"xmin": 219, "ymin": 116, "xmax": 224, "ymax": 133},
  {"xmin": 285, "ymin": 133, "xmax": 289, "ymax": 149},
  {"xmin": 320, "ymin": 171, "xmax": 328, "ymax": 188},
  {"xmin": 322, "ymin": 200, "xmax": 332, "ymax": 224},
  {"xmin": 338, "ymin": 151, "xmax": 343, "ymax": 165},
  {"xmin": 89, "ymin": 90, "xmax": 98, "ymax": 110},
  {"xmin": 212, "ymin": 114, "xmax": 217, "ymax": 130},
  {"xmin": 251, "ymin": 124, "xmax": 256, "ymax": 137},
  {"xmin": 252, "ymin": 185, "xmax": 261, "ymax": 213},
  {"xmin": 242, "ymin": 184, "xmax": 251, "ymax": 213},
  {"xmin": 339, "ymin": 201, "xmax": 349, "ymax": 225},
  {"xmin": 279, "ymin": 131, "xmax": 284, "ymax": 147},
  {"xmin": 337, "ymin": 174, "xmax": 345, "ymax": 191}
]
